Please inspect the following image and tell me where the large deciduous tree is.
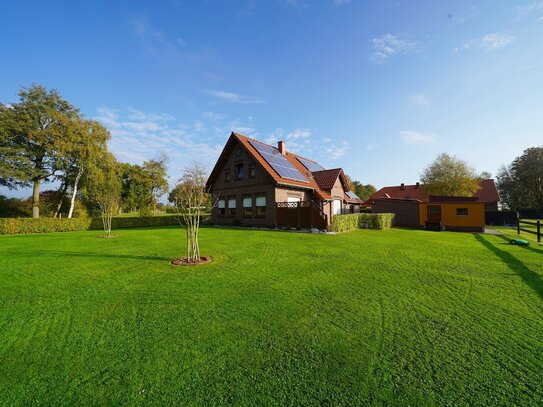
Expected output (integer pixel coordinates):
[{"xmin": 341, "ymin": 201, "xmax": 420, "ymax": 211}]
[
  {"xmin": 170, "ymin": 163, "xmax": 210, "ymax": 263},
  {"xmin": 1, "ymin": 85, "xmax": 79, "ymax": 218},
  {"xmin": 421, "ymin": 153, "xmax": 480, "ymax": 197},
  {"xmin": 497, "ymin": 147, "xmax": 543, "ymax": 210}
]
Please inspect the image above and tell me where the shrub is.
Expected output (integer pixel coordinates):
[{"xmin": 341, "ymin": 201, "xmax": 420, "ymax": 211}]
[
  {"xmin": 331, "ymin": 213, "xmax": 395, "ymax": 233},
  {"xmin": 0, "ymin": 214, "xmax": 210, "ymax": 235}
]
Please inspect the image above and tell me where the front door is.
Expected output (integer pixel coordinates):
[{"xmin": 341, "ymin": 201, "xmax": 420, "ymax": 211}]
[{"xmin": 427, "ymin": 205, "xmax": 442, "ymax": 223}]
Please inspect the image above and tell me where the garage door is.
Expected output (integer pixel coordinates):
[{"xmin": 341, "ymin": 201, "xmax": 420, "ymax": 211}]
[{"xmin": 332, "ymin": 199, "xmax": 342, "ymax": 215}]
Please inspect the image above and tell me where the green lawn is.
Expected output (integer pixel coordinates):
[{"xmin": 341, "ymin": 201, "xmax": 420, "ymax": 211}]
[{"xmin": 1, "ymin": 227, "xmax": 542, "ymax": 405}]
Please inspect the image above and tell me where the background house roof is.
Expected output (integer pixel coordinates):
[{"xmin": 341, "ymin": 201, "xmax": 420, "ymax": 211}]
[{"xmin": 368, "ymin": 179, "xmax": 499, "ymax": 204}]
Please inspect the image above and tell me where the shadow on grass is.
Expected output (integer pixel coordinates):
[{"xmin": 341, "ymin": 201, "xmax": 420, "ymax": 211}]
[
  {"xmin": 15, "ymin": 250, "xmax": 170, "ymax": 262},
  {"xmin": 475, "ymin": 234, "xmax": 543, "ymax": 300},
  {"xmin": 494, "ymin": 234, "xmax": 543, "ymax": 255}
]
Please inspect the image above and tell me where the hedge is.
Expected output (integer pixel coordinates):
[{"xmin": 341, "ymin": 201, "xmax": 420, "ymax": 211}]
[
  {"xmin": 330, "ymin": 213, "xmax": 395, "ymax": 233},
  {"xmin": 0, "ymin": 214, "xmax": 211, "ymax": 235}
]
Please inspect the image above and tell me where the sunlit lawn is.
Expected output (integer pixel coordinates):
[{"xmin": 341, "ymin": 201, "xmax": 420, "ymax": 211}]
[{"xmin": 1, "ymin": 226, "xmax": 542, "ymax": 405}]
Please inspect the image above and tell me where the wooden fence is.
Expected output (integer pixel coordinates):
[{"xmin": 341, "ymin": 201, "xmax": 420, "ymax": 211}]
[
  {"xmin": 516, "ymin": 218, "xmax": 541, "ymax": 243},
  {"xmin": 276, "ymin": 201, "xmax": 328, "ymax": 230}
]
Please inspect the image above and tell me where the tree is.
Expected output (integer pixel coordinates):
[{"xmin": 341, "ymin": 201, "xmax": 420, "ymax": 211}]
[
  {"xmin": 420, "ymin": 153, "xmax": 480, "ymax": 197},
  {"xmin": 497, "ymin": 147, "xmax": 543, "ymax": 210},
  {"xmin": 170, "ymin": 163, "xmax": 210, "ymax": 263},
  {"xmin": 0, "ymin": 103, "xmax": 32, "ymax": 190},
  {"xmin": 1, "ymin": 85, "xmax": 79, "ymax": 218},
  {"xmin": 141, "ymin": 156, "xmax": 169, "ymax": 212},
  {"xmin": 58, "ymin": 117, "xmax": 110, "ymax": 218},
  {"xmin": 352, "ymin": 181, "xmax": 377, "ymax": 201},
  {"xmin": 84, "ymin": 153, "xmax": 121, "ymax": 237}
]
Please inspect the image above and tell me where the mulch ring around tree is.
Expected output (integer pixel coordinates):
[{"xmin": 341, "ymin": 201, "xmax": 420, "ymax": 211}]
[{"xmin": 170, "ymin": 256, "xmax": 213, "ymax": 266}]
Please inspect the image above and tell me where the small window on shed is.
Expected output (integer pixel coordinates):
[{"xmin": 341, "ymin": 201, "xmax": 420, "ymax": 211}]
[{"xmin": 456, "ymin": 208, "xmax": 468, "ymax": 216}]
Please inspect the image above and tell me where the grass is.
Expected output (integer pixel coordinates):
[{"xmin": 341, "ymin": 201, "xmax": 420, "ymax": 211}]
[
  {"xmin": 492, "ymin": 218, "xmax": 542, "ymax": 245},
  {"xmin": 1, "ymin": 226, "xmax": 542, "ymax": 405}
]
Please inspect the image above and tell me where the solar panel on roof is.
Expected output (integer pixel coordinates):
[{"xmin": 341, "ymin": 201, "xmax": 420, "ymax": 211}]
[
  {"xmin": 346, "ymin": 191, "xmax": 361, "ymax": 200},
  {"xmin": 296, "ymin": 157, "xmax": 325, "ymax": 172},
  {"xmin": 249, "ymin": 140, "xmax": 308, "ymax": 182}
]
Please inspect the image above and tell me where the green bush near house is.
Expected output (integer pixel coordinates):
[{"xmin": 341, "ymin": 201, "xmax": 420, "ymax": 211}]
[
  {"xmin": 0, "ymin": 214, "xmax": 211, "ymax": 235},
  {"xmin": 331, "ymin": 213, "xmax": 395, "ymax": 232}
]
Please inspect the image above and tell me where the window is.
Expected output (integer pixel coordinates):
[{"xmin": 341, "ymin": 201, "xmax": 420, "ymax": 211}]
[
  {"xmin": 243, "ymin": 196, "xmax": 253, "ymax": 217},
  {"xmin": 218, "ymin": 199, "xmax": 225, "ymax": 216},
  {"xmin": 256, "ymin": 195, "xmax": 266, "ymax": 217},
  {"xmin": 248, "ymin": 164, "xmax": 256, "ymax": 179},
  {"xmin": 228, "ymin": 198, "xmax": 236, "ymax": 216},
  {"xmin": 235, "ymin": 163, "xmax": 244, "ymax": 180},
  {"xmin": 224, "ymin": 170, "xmax": 231, "ymax": 183},
  {"xmin": 456, "ymin": 208, "xmax": 468, "ymax": 216}
]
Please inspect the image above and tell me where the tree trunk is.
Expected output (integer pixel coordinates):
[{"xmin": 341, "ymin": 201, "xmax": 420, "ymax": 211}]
[
  {"xmin": 32, "ymin": 180, "xmax": 40, "ymax": 219},
  {"xmin": 54, "ymin": 182, "xmax": 69, "ymax": 218},
  {"xmin": 67, "ymin": 169, "xmax": 83, "ymax": 219}
]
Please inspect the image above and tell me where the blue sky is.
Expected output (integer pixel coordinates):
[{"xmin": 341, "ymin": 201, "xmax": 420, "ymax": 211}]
[{"xmin": 1, "ymin": 0, "xmax": 543, "ymax": 197}]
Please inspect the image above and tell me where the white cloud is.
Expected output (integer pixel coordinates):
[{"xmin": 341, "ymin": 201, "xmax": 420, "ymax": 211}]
[
  {"xmin": 400, "ymin": 130, "xmax": 437, "ymax": 144},
  {"xmin": 370, "ymin": 34, "xmax": 419, "ymax": 64},
  {"xmin": 409, "ymin": 93, "xmax": 430, "ymax": 107},
  {"xmin": 366, "ymin": 142, "xmax": 378, "ymax": 151},
  {"xmin": 516, "ymin": 2, "xmax": 543, "ymax": 19},
  {"xmin": 326, "ymin": 141, "xmax": 349, "ymax": 159},
  {"xmin": 203, "ymin": 89, "xmax": 266, "ymax": 104},
  {"xmin": 454, "ymin": 32, "xmax": 515, "ymax": 53}
]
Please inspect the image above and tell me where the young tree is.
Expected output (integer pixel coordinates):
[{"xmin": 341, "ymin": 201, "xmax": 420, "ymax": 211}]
[
  {"xmin": 421, "ymin": 153, "xmax": 480, "ymax": 197},
  {"xmin": 1, "ymin": 85, "xmax": 79, "ymax": 218},
  {"xmin": 170, "ymin": 163, "xmax": 211, "ymax": 263},
  {"xmin": 58, "ymin": 118, "xmax": 110, "ymax": 218},
  {"xmin": 84, "ymin": 153, "xmax": 121, "ymax": 238}
]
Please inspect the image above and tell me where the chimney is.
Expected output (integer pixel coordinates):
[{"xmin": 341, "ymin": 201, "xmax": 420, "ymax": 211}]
[
  {"xmin": 278, "ymin": 140, "xmax": 286, "ymax": 155},
  {"xmin": 415, "ymin": 182, "xmax": 420, "ymax": 189},
  {"xmin": 400, "ymin": 183, "xmax": 405, "ymax": 190}
]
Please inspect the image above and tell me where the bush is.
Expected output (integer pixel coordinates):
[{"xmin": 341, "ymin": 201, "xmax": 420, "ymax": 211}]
[
  {"xmin": 0, "ymin": 214, "xmax": 210, "ymax": 235},
  {"xmin": 331, "ymin": 213, "xmax": 395, "ymax": 233}
]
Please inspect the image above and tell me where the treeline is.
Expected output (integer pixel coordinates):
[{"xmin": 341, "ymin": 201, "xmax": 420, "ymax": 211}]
[
  {"xmin": 497, "ymin": 147, "xmax": 543, "ymax": 211},
  {"xmin": 0, "ymin": 84, "xmax": 169, "ymax": 219}
]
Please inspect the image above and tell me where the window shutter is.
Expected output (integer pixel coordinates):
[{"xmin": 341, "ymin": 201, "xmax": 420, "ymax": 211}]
[
  {"xmin": 228, "ymin": 199, "xmax": 236, "ymax": 208},
  {"xmin": 218, "ymin": 200, "xmax": 225, "ymax": 209},
  {"xmin": 243, "ymin": 197, "xmax": 252, "ymax": 208},
  {"xmin": 256, "ymin": 196, "xmax": 266, "ymax": 207}
]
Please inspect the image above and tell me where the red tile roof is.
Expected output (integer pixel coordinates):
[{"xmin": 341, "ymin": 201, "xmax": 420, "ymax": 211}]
[
  {"xmin": 368, "ymin": 180, "xmax": 499, "ymax": 205},
  {"xmin": 206, "ymin": 132, "xmax": 335, "ymax": 201},
  {"xmin": 313, "ymin": 168, "xmax": 344, "ymax": 190}
]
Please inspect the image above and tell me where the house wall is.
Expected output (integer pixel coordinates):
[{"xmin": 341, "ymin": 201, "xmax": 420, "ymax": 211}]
[
  {"xmin": 209, "ymin": 141, "xmax": 314, "ymax": 227},
  {"xmin": 275, "ymin": 187, "xmax": 311, "ymax": 202},
  {"xmin": 372, "ymin": 200, "xmax": 420, "ymax": 227},
  {"xmin": 419, "ymin": 202, "xmax": 485, "ymax": 231},
  {"xmin": 210, "ymin": 143, "xmax": 277, "ymax": 227}
]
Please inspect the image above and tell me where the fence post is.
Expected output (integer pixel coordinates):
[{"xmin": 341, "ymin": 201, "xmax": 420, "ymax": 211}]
[
  {"xmin": 538, "ymin": 220, "xmax": 541, "ymax": 243},
  {"xmin": 517, "ymin": 216, "xmax": 520, "ymax": 235}
]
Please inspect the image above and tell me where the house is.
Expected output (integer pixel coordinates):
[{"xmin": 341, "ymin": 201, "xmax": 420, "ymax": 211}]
[
  {"xmin": 372, "ymin": 195, "xmax": 486, "ymax": 232},
  {"xmin": 205, "ymin": 132, "xmax": 363, "ymax": 229},
  {"xmin": 419, "ymin": 198, "xmax": 486, "ymax": 232},
  {"xmin": 367, "ymin": 179, "xmax": 499, "ymax": 211}
]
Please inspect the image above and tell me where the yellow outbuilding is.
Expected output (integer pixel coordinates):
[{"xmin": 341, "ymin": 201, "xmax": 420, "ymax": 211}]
[{"xmin": 419, "ymin": 200, "xmax": 486, "ymax": 232}]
